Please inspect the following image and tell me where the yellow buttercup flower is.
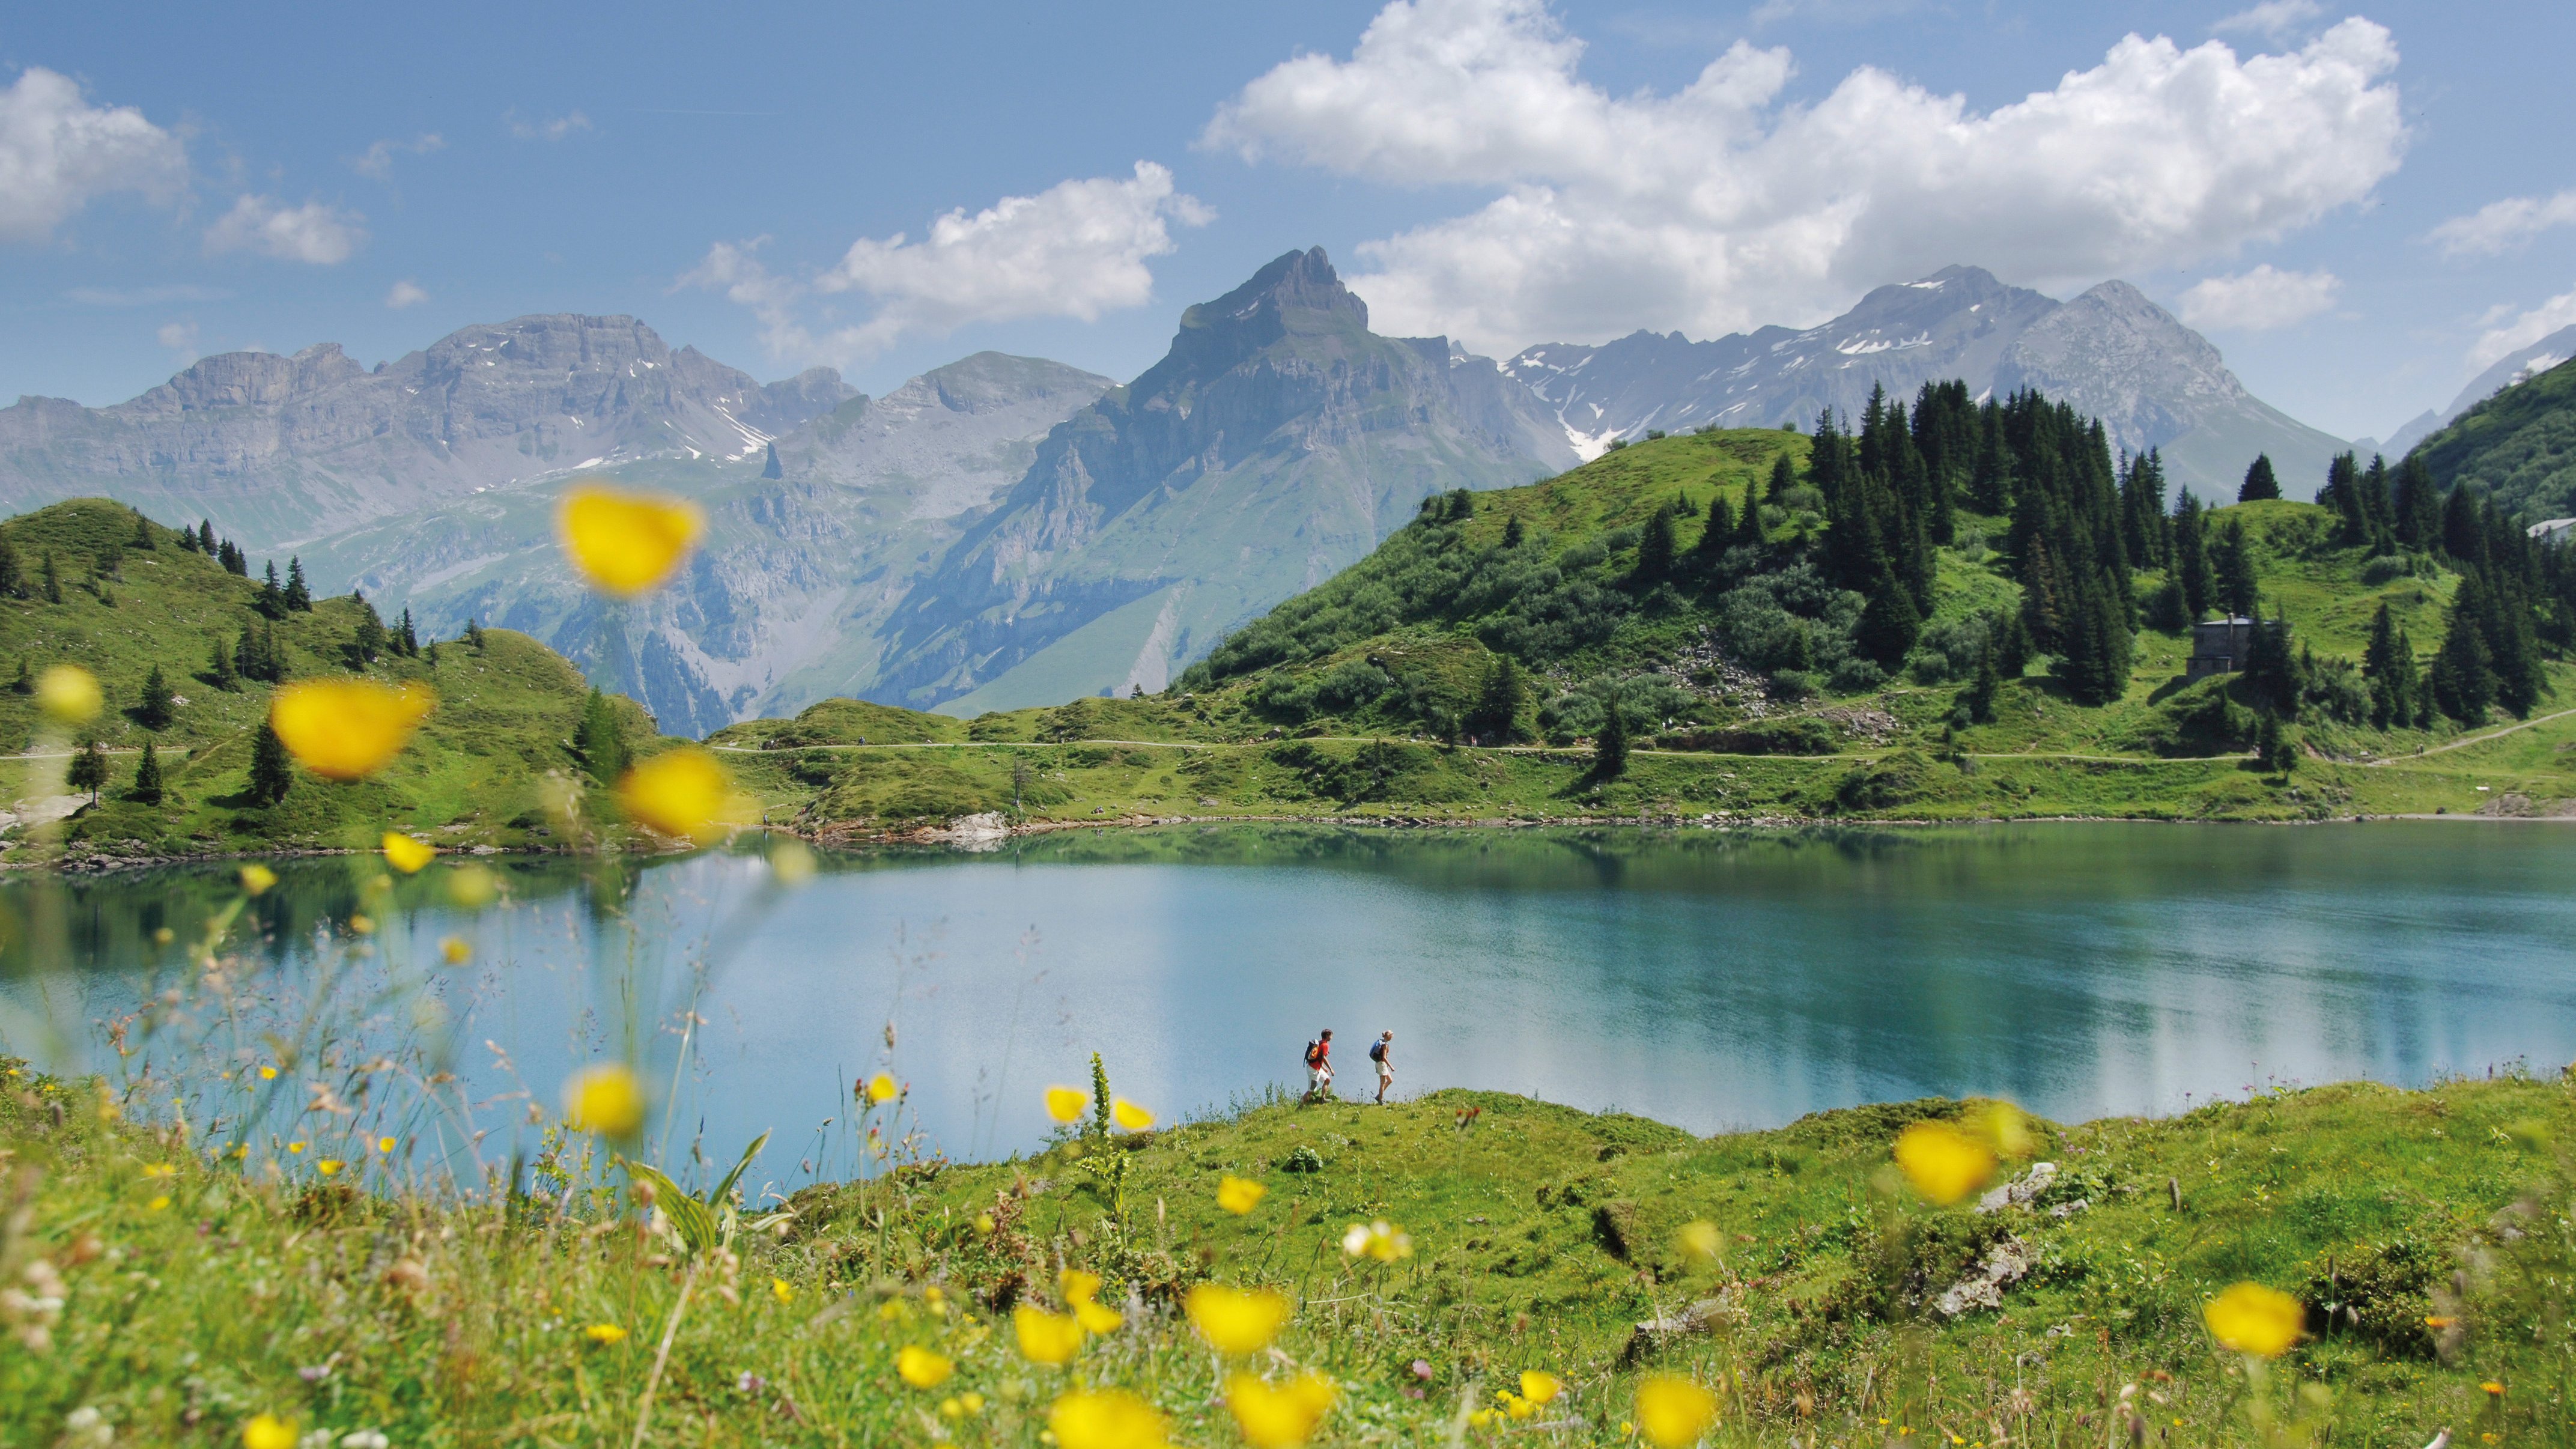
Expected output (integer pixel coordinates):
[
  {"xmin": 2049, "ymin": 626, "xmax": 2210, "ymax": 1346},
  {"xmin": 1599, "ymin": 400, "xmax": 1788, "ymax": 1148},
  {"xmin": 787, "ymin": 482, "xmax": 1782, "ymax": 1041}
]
[
  {"xmin": 897, "ymin": 1344, "xmax": 954, "ymax": 1389},
  {"xmin": 258, "ymin": 1065, "xmax": 279, "ymax": 1080},
  {"xmin": 1892, "ymin": 1120, "xmax": 1995, "ymax": 1206},
  {"xmin": 1062, "ymin": 1268, "xmax": 1104, "ymax": 1303},
  {"xmin": 1521, "ymin": 1371, "xmax": 1563, "ymax": 1405},
  {"xmin": 2204, "ymin": 1281, "xmax": 2305, "ymax": 1358},
  {"xmin": 1110, "ymin": 1096, "xmax": 1155, "ymax": 1131},
  {"xmin": 585, "ymin": 1323, "xmax": 628, "ymax": 1345},
  {"xmin": 1048, "ymin": 1388, "xmax": 1168, "ymax": 1449},
  {"xmin": 1185, "ymin": 1282, "xmax": 1291, "ymax": 1356},
  {"xmin": 439, "ymin": 936, "xmax": 472, "ymax": 965},
  {"xmin": 867, "ymin": 1072, "xmax": 899, "ymax": 1104},
  {"xmin": 377, "ymin": 1137, "xmax": 396, "ymax": 1153},
  {"xmin": 37, "ymin": 664, "xmax": 101, "ymax": 726},
  {"xmin": 269, "ymin": 679, "xmax": 436, "ymax": 781},
  {"xmin": 1217, "ymin": 1174, "xmax": 1268, "ymax": 1214},
  {"xmin": 1677, "ymin": 1220, "xmax": 1722, "ymax": 1262},
  {"xmin": 242, "ymin": 1414, "xmax": 299, "ymax": 1449},
  {"xmin": 1228, "ymin": 1372, "xmax": 1337, "ymax": 1449},
  {"xmin": 562, "ymin": 1063, "xmax": 646, "ymax": 1138},
  {"xmin": 1045, "ymin": 1085, "xmax": 1089, "ymax": 1123},
  {"xmin": 773, "ymin": 1277, "xmax": 795, "ymax": 1304},
  {"xmin": 1962, "ymin": 1099, "xmax": 2037, "ymax": 1158},
  {"xmin": 445, "ymin": 864, "xmax": 499, "ymax": 908},
  {"xmin": 1635, "ymin": 1376, "xmax": 1719, "ymax": 1448},
  {"xmin": 616, "ymin": 746, "xmax": 754, "ymax": 845},
  {"xmin": 348, "ymin": 914, "xmax": 375, "ymax": 935},
  {"xmin": 381, "ymin": 831, "xmax": 436, "ymax": 873},
  {"xmin": 316, "ymin": 1159, "xmax": 342, "ymax": 1176},
  {"xmin": 241, "ymin": 864, "xmax": 279, "ymax": 896},
  {"xmin": 1074, "ymin": 1297, "xmax": 1124, "ymax": 1334},
  {"xmin": 559, "ymin": 485, "xmax": 705, "ymax": 598},
  {"xmin": 1013, "ymin": 1304, "xmax": 1084, "ymax": 1365},
  {"xmin": 1341, "ymin": 1220, "xmax": 1413, "ymax": 1262}
]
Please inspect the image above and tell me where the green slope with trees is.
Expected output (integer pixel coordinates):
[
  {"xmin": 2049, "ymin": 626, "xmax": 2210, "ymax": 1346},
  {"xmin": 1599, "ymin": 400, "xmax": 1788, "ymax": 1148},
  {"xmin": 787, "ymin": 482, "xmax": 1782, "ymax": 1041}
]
[
  {"xmin": 715, "ymin": 381, "xmax": 2576, "ymax": 834},
  {"xmin": 0, "ymin": 499, "xmax": 665, "ymax": 861},
  {"xmin": 2410, "ymin": 356, "xmax": 2576, "ymax": 524}
]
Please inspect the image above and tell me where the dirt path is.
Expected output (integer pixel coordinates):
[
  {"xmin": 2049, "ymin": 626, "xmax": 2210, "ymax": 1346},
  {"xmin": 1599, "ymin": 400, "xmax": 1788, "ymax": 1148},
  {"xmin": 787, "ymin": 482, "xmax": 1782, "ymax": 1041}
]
[{"xmin": 2361, "ymin": 707, "xmax": 2576, "ymax": 765}]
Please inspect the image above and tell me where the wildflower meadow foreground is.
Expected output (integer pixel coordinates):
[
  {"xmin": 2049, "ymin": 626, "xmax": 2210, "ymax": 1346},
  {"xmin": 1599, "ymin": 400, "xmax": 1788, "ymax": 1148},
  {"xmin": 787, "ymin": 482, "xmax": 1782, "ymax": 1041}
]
[{"xmin": 2, "ymin": 485, "xmax": 2569, "ymax": 1448}]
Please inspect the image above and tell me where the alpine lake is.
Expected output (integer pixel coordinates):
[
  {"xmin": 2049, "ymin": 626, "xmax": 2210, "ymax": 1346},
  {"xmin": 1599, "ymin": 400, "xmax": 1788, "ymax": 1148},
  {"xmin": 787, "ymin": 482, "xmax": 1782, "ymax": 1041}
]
[{"xmin": 4, "ymin": 821, "xmax": 2571, "ymax": 1193}]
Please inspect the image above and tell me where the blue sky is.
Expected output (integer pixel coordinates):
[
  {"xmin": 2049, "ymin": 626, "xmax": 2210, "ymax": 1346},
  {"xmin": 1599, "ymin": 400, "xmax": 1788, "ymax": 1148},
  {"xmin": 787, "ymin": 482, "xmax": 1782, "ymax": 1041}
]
[{"xmin": 3, "ymin": 1, "xmax": 2571, "ymax": 443}]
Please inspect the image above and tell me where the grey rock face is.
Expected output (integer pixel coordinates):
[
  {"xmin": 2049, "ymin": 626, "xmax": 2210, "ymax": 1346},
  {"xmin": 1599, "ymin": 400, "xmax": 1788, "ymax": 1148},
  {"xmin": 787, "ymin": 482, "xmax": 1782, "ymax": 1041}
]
[
  {"xmin": 1504, "ymin": 266, "xmax": 2347, "ymax": 498},
  {"xmin": 0, "ymin": 314, "xmax": 858, "ymax": 550}
]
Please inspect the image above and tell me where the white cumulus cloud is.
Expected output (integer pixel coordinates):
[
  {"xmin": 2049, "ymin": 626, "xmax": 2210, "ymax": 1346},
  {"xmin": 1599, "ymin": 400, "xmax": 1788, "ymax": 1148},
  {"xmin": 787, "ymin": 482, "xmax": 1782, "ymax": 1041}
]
[
  {"xmin": 2177, "ymin": 265, "xmax": 2340, "ymax": 331},
  {"xmin": 688, "ymin": 161, "xmax": 1212, "ymax": 365},
  {"xmin": 0, "ymin": 66, "xmax": 187, "ymax": 242},
  {"xmin": 1202, "ymin": 0, "xmax": 2406, "ymax": 355},
  {"xmin": 156, "ymin": 320, "xmax": 198, "ymax": 360},
  {"xmin": 2429, "ymin": 189, "xmax": 2576, "ymax": 259},
  {"xmin": 384, "ymin": 279, "xmax": 428, "ymax": 309},
  {"xmin": 353, "ymin": 133, "xmax": 443, "ymax": 180},
  {"xmin": 2470, "ymin": 285, "xmax": 2576, "ymax": 371},
  {"xmin": 204, "ymin": 195, "xmax": 365, "ymax": 264},
  {"xmin": 2211, "ymin": 0, "xmax": 2323, "ymax": 40},
  {"xmin": 507, "ymin": 111, "xmax": 591, "ymax": 142}
]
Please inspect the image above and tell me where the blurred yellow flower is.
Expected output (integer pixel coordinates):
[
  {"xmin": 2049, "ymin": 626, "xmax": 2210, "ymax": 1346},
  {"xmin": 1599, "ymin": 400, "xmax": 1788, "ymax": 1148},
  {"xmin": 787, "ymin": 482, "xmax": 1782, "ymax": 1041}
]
[
  {"xmin": 585, "ymin": 1323, "xmax": 628, "ymax": 1345},
  {"xmin": 445, "ymin": 864, "xmax": 499, "ymax": 909},
  {"xmin": 258, "ymin": 1065, "xmax": 279, "ymax": 1080},
  {"xmin": 1228, "ymin": 1372, "xmax": 1337, "ymax": 1448},
  {"xmin": 772, "ymin": 1277, "xmax": 794, "ymax": 1304},
  {"xmin": 563, "ymin": 1063, "xmax": 646, "ymax": 1138},
  {"xmin": 316, "ymin": 1159, "xmax": 342, "ymax": 1176},
  {"xmin": 381, "ymin": 831, "xmax": 436, "ymax": 873},
  {"xmin": 37, "ymin": 664, "xmax": 102, "ymax": 725},
  {"xmin": 148, "ymin": 1194, "xmax": 171, "ymax": 1211},
  {"xmin": 1185, "ymin": 1283, "xmax": 1291, "ymax": 1356},
  {"xmin": 897, "ymin": 1344, "xmax": 954, "ymax": 1389},
  {"xmin": 1635, "ymin": 1376, "xmax": 1719, "ymax": 1448},
  {"xmin": 242, "ymin": 1414, "xmax": 299, "ymax": 1449},
  {"xmin": 1521, "ymin": 1371, "xmax": 1563, "ymax": 1405},
  {"xmin": 348, "ymin": 914, "xmax": 375, "ymax": 935},
  {"xmin": 559, "ymin": 485, "xmax": 705, "ymax": 598},
  {"xmin": 1893, "ymin": 1120, "xmax": 1996, "ymax": 1206},
  {"xmin": 1074, "ymin": 1298, "xmax": 1124, "ymax": 1334},
  {"xmin": 867, "ymin": 1073, "xmax": 899, "ymax": 1104},
  {"xmin": 1110, "ymin": 1096, "xmax": 1155, "ymax": 1131},
  {"xmin": 1341, "ymin": 1220, "xmax": 1413, "ymax": 1262},
  {"xmin": 1049, "ymin": 1388, "xmax": 1168, "ymax": 1449},
  {"xmin": 1217, "ymin": 1175, "xmax": 1268, "ymax": 1215},
  {"xmin": 770, "ymin": 839, "xmax": 817, "ymax": 885},
  {"xmin": 287, "ymin": 1141, "xmax": 304, "ymax": 1153},
  {"xmin": 242, "ymin": 865, "xmax": 279, "ymax": 897},
  {"xmin": 616, "ymin": 746, "xmax": 753, "ymax": 845},
  {"xmin": 270, "ymin": 679, "xmax": 436, "ymax": 781},
  {"xmin": 1062, "ymin": 1268, "xmax": 1104, "ymax": 1302},
  {"xmin": 1013, "ymin": 1304, "xmax": 1084, "ymax": 1365},
  {"xmin": 1045, "ymin": 1085, "xmax": 1089, "ymax": 1123},
  {"xmin": 1963, "ymin": 1100, "xmax": 2038, "ymax": 1158},
  {"xmin": 2204, "ymin": 1281, "xmax": 2305, "ymax": 1358},
  {"xmin": 1676, "ymin": 1221, "xmax": 1722, "ymax": 1262},
  {"xmin": 439, "ymin": 936, "xmax": 472, "ymax": 965},
  {"xmin": 377, "ymin": 1137, "xmax": 396, "ymax": 1153}
]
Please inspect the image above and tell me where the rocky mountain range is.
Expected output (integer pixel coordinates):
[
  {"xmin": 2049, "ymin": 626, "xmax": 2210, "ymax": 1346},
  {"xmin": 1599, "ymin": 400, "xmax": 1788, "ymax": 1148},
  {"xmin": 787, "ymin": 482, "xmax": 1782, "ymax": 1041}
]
[
  {"xmin": 0, "ymin": 314, "xmax": 859, "ymax": 547},
  {"xmin": 1504, "ymin": 266, "xmax": 2348, "ymax": 499},
  {"xmin": 2367, "ymin": 323, "xmax": 2576, "ymax": 461}
]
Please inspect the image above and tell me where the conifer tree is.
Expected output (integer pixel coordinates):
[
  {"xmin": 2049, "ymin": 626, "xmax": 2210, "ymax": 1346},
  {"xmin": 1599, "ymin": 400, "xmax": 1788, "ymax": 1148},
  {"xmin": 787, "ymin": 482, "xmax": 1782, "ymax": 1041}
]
[
  {"xmin": 2172, "ymin": 493, "xmax": 2214, "ymax": 619},
  {"xmin": 2441, "ymin": 485, "xmax": 2483, "ymax": 565},
  {"xmin": 219, "ymin": 541, "xmax": 248, "ymax": 576},
  {"xmin": 1592, "ymin": 696, "xmax": 1629, "ymax": 780},
  {"xmin": 0, "ymin": 532, "xmax": 20, "ymax": 598},
  {"xmin": 210, "ymin": 634, "xmax": 240, "ymax": 691},
  {"xmin": 575, "ymin": 688, "xmax": 628, "ymax": 783},
  {"xmin": 284, "ymin": 557, "xmax": 312, "ymax": 612},
  {"xmin": 1857, "ymin": 560, "xmax": 1922, "ymax": 667},
  {"xmin": 1692, "ymin": 493, "xmax": 1734, "ymax": 568},
  {"xmin": 178, "ymin": 523, "xmax": 197, "ymax": 552},
  {"xmin": 2215, "ymin": 520, "xmax": 2260, "ymax": 618},
  {"xmin": 129, "ymin": 740, "xmax": 163, "ymax": 805},
  {"xmin": 130, "ymin": 511, "xmax": 154, "ymax": 550},
  {"xmin": 1630, "ymin": 503, "xmax": 1677, "ymax": 587},
  {"xmin": 2255, "ymin": 710, "xmax": 2296, "ymax": 774},
  {"xmin": 135, "ymin": 664, "xmax": 174, "ymax": 731},
  {"xmin": 255, "ymin": 562, "xmax": 287, "ymax": 619},
  {"xmin": 9, "ymin": 657, "xmax": 28, "ymax": 694},
  {"xmin": 246, "ymin": 722, "xmax": 293, "ymax": 806},
  {"xmin": 466, "ymin": 619, "xmax": 487, "ymax": 653},
  {"xmin": 2362, "ymin": 603, "xmax": 2418, "ymax": 729},
  {"xmin": 1469, "ymin": 655, "xmax": 1526, "ymax": 743},
  {"xmin": 2241, "ymin": 611, "xmax": 2295, "ymax": 715},
  {"xmin": 2431, "ymin": 585, "xmax": 2497, "ymax": 724},
  {"xmin": 1961, "ymin": 640, "xmax": 2000, "ymax": 724},
  {"xmin": 396, "ymin": 607, "xmax": 420, "ymax": 657},
  {"xmin": 2238, "ymin": 454, "xmax": 2282, "ymax": 502},
  {"xmin": 1501, "ymin": 514, "xmax": 1525, "ymax": 549},
  {"xmin": 196, "ymin": 519, "xmax": 214, "ymax": 554},
  {"xmin": 352, "ymin": 599, "xmax": 387, "ymax": 663},
  {"xmin": 67, "ymin": 740, "xmax": 106, "ymax": 803},
  {"xmin": 2393, "ymin": 456, "xmax": 2440, "ymax": 550}
]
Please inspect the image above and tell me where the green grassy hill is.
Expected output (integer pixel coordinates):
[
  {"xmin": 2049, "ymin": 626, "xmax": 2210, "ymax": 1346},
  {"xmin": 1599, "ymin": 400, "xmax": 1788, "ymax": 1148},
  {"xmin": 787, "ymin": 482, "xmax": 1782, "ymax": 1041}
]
[
  {"xmin": 2411, "ymin": 356, "xmax": 2576, "ymax": 524},
  {"xmin": 0, "ymin": 500, "xmax": 664, "ymax": 860},
  {"xmin": 11, "ymin": 1054, "xmax": 2569, "ymax": 1445},
  {"xmin": 715, "ymin": 427, "xmax": 2576, "ymax": 834}
]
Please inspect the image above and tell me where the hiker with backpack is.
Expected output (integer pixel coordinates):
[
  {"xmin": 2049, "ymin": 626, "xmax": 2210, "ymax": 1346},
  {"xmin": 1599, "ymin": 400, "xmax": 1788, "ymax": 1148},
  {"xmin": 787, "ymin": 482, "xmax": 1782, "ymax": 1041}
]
[
  {"xmin": 1369, "ymin": 1030, "xmax": 1394, "ymax": 1104},
  {"xmin": 1303, "ymin": 1029, "xmax": 1334, "ymax": 1100}
]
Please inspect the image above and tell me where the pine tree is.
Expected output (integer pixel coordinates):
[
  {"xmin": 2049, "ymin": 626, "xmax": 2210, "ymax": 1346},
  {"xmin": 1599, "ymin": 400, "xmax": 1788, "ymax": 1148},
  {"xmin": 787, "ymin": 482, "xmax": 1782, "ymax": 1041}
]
[
  {"xmin": 178, "ymin": 523, "xmax": 197, "ymax": 552},
  {"xmin": 1469, "ymin": 655, "xmax": 1526, "ymax": 744},
  {"xmin": 130, "ymin": 511, "xmax": 154, "ymax": 550},
  {"xmin": 284, "ymin": 557, "xmax": 312, "ymax": 612},
  {"xmin": 2241, "ymin": 612, "xmax": 2295, "ymax": 715},
  {"xmin": 1961, "ymin": 640, "xmax": 2000, "ymax": 724},
  {"xmin": 1692, "ymin": 492, "xmax": 1734, "ymax": 568},
  {"xmin": 1765, "ymin": 451, "xmax": 1796, "ymax": 511},
  {"xmin": 575, "ymin": 688, "xmax": 629, "ymax": 783},
  {"xmin": 2172, "ymin": 493, "xmax": 2214, "ymax": 620},
  {"xmin": 2255, "ymin": 710, "xmax": 2296, "ymax": 775},
  {"xmin": 219, "ymin": 541, "xmax": 247, "ymax": 576},
  {"xmin": 210, "ymin": 634, "xmax": 240, "ymax": 691},
  {"xmin": 762, "ymin": 440, "xmax": 783, "ymax": 479},
  {"xmin": 129, "ymin": 740, "xmax": 163, "ymax": 805},
  {"xmin": 135, "ymin": 664, "xmax": 174, "ymax": 731},
  {"xmin": 196, "ymin": 519, "xmax": 215, "ymax": 554},
  {"xmin": 352, "ymin": 599, "xmax": 387, "ymax": 663},
  {"xmin": 425, "ymin": 639, "xmax": 441, "ymax": 667},
  {"xmin": 67, "ymin": 740, "xmax": 106, "ymax": 803},
  {"xmin": 246, "ymin": 722, "xmax": 294, "ymax": 806},
  {"xmin": 1630, "ymin": 503, "xmax": 1677, "ymax": 587},
  {"xmin": 2362, "ymin": 603, "xmax": 2415, "ymax": 729},
  {"xmin": 2238, "ymin": 454, "xmax": 2281, "ymax": 502},
  {"xmin": 1501, "ymin": 514, "xmax": 1525, "ymax": 549},
  {"xmin": 255, "ymin": 562, "xmax": 287, "ymax": 619},
  {"xmin": 41, "ymin": 551, "xmax": 61, "ymax": 605},
  {"xmin": 2441, "ymin": 485, "xmax": 2484, "ymax": 565},
  {"xmin": 2215, "ymin": 520, "xmax": 2260, "ymax": 618},
  {"xmin": 2394, "ymin": 455, "xmax": 2440, "ymax": 550},
  {"xmin": 1857, "ymin": 562, "xmax": 1922, "ymax": 667},
  {"xmin": 0, "ymin": 532, "xmax": 19, "ymax": 598},
  {"xmin": 9, "ymin": 657, "xmax": 28, "ymax": 694},
  {"xmin": 1592, "ymin": 697, "xmax": 1629, "ymax": 780},
  {"xmin": 396, "ymin": 607, "xmax": 421, "ymax": 657},
  {"xmin": 2431, "ymin": 585, "xmax": 2497, "ymax": 724},
  {"xmin": 466, "ymin": 619, "xmax": 487, "ymax": 653}
]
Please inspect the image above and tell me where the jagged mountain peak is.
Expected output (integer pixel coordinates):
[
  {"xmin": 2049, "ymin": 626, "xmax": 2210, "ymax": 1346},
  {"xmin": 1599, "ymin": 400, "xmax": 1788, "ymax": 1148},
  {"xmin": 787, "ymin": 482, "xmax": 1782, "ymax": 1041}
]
[{"xmin": 1182, "ymin": 246, "xmax": 1367, "ymax": 333}]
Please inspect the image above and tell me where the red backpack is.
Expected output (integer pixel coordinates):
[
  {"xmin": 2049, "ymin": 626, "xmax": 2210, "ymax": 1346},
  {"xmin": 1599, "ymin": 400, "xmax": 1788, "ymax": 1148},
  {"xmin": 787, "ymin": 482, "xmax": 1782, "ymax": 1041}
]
[{"xmin": 1304, "ymin": 1039, "xmax": 1325, "ymax": 1068}]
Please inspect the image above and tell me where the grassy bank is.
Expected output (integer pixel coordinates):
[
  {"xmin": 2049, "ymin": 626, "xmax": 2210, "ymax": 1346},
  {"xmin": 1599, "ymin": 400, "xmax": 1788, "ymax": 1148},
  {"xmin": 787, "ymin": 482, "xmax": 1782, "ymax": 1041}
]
[{"xmin": 8, "ymin": 1058, "xmax": 2573, "ymax": 1446}]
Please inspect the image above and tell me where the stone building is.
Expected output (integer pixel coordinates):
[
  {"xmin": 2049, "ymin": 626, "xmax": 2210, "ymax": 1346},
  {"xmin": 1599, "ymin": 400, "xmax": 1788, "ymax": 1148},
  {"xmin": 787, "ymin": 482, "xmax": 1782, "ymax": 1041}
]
[{"xmin": 2186, "ymin": 617, "xmax": 2287, "ymax": 681}]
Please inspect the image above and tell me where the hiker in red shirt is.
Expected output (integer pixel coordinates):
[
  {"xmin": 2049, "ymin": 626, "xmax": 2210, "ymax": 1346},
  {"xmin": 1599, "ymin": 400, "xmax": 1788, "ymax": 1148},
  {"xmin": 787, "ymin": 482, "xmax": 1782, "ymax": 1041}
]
[{"xmin": 1303, "ymin": 1028, "xmax": 1334, "ymax": 1100}]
